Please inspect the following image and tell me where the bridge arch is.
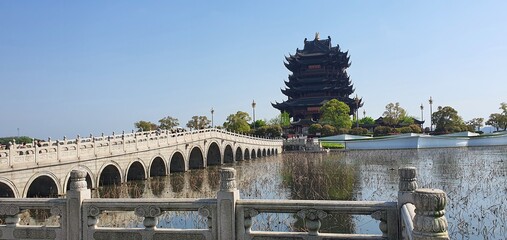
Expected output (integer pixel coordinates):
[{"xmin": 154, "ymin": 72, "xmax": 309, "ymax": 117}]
[
  {"xmin": 263, "ymin": 149, "xmax": 267, "ymax": 157},
  {"xmin": 251, "ymin": 149, "xmax": 256, "ymax": 159},
  {"xmin": 257, "ymin": 149, "xmax": 262, "ymax": 158},
  {"xmin": 24, "ymin": 172, "xmax": 60, "ymax": 198},
  {"xmin": 97, "ymin": 161, "xmax": 123, "ymax": 186},
  {"xmin": 64, "ymin": 166, "xmax": 94, "ymax": 192},
  {"xmin": 244, "ymin": 148, "xmax": 250, "ymax": 160},
  {"xmin": 126, "ymin": 159, "xmax": 147, "ymax": 181},
  {"xmin": 170, "ymin": 151, "xmax": 186, "ymax": 173},
  {"xmin": 149, "ymin": 156, "xmax": 167, "ymax": 177},
  {"xmin": 0, "ymin": 178, "xmax": 19, "ymax": 198},
  {"xmin": 235, "ymin": 147, "xmax": 243, "ymax": 161},
  {"xmin": 206, "ymin": 142, "xmax": 221, "ymax": 166},
  {"xmin": 224, "ymin": 145, "xmax": 234, "ymax": 163},
  {"xmin": 189, "ymin": 146, "xmax": 204, "ymax": 169}
]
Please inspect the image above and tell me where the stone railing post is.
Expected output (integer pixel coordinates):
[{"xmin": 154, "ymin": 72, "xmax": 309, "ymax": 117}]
[
  {"xmin": 76, "ymin": 135, "xmax": 81, "ymax": 160},
  {"xmin": 67, "ymin": 169, "xmax": 91, "ymax": 240},
  {"xmin": 412, "ymin": 188, "xmax": 449, "ymax": 240},
  {"xmin": 217, "ymin": 168, "xmax": 239, "ymax": 240},
  {"xmin": 398, "ymin": 167, "xmax": 418, "ymax": 205}
]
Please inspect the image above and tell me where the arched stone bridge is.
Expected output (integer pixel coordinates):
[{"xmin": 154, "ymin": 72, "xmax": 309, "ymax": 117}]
[{"xmin": 0, "ymin": 128, "xmax": 283, "ymax": 198}]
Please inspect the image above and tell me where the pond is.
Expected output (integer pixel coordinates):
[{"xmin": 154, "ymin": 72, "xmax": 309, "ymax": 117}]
[{"xmin": 95, "ymin": 146, "xmax": 507, "ymax": 239}]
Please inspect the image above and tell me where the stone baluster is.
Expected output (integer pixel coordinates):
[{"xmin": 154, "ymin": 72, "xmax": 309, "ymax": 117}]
[
  {"xmin": 135, "ymin": 205, "xmax": 161, "ymax": 229},
  {"xmin": 76, "ymin": 135, "xmax": 81, "ymax": 160},
  {"xmin": 108, "ymin": 133, "xmax": 112, "ymax": 155},
  {"xmin": 297, "ymin": 209, "xmax": 328, "ymax": 236},
  {"xmin": 56, "ymin": 139, "xmax": 61, "ymax": 162},
  {"xmin": 217, "ymin": 168, "xmax": 239, "ymax": 240},
  {"xmin": 122, "ymin": 131, "xmax": 126, "ymax": 153},
  {"xmin": 398, "ymin": 167, "xmax": 418, "ymax": 204},
  {"xmin": 242, "ymin": 208, "xmax": 259, "ymax": 235},
  {"xmin": 67, "ymin": 169, "xmax": 91, "ymax": 240},
  {"xmin": 412, "ymin": 188, "xmax": 449, "ymax": 240},
  {"xmin": 8, "ymin": 141, "xmax": 13, "ymax": 167}
]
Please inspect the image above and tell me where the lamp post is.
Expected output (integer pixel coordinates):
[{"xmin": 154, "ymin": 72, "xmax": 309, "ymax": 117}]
[
  {"xmin": 252, "ymin": 100, "xmax": 256, "ymax": 130},
  {"xmin": 354, "ymin": 94, "xmax": 360, "ymax": 128},
  {"xmin": 420, "ymin": 103, "xmax": 424, "ymax": 131},
  {"xmin": 429, "ymin": 96, "xmax": 433, "ymax": 132},
  {"xmin": 211, "ymin": 108, "xmax": 214, "ymax": 128}
]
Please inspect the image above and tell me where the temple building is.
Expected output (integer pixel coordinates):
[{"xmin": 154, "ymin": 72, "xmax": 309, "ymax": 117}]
[{"xmin": 272, "ymin": 33, "xmax": 363, "ymax": 134}]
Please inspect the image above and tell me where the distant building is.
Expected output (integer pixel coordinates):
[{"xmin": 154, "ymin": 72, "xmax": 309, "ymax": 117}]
[{"xmin": 272, "ymin": 33, "xmax": 362, "ymax": 135}]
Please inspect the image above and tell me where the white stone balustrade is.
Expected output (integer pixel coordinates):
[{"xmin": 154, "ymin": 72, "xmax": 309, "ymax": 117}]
[
  {"xmin": 0, "ymin": 128, "xmax": 282, "ymax": 198},
  {"xmin": 0, "ymin": 166, "xmax": 449, "ymax": 240}
]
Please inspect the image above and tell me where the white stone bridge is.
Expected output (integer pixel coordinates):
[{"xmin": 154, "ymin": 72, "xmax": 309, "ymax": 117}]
[{"xmin": 0, "ymin": 128, "xmax": 283, "ymax": 198}]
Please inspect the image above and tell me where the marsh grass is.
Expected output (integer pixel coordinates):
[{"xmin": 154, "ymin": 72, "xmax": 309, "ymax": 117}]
[{"xmin": 90, "ymin": 147, "xmax": 506, "ymax": 239}]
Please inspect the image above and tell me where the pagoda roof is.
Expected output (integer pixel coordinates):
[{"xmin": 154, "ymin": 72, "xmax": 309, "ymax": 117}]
[
  {"xmin": 272, "ymin": 97, "xmax": 335, "ymax": 109},
  {"xmin": 283, "ymin": 84, "xmax": 349, "ymax": 93}
]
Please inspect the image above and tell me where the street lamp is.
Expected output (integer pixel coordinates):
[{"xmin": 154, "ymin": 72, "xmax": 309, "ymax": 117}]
[
  {"xmin": 429, "ymin": 96, "xmax": 433, "ymax": 132},
  {"xmin": 354, "ymin": 94, "xmax": 360, "ymax": 128},
  {"xmin": 252, "ymin": 100, "xmax": 256, "ymax": 130},
  {"xmin": 420, "ymin": 103, "xmax": 424, "ymax": 131},
  {"xmin": 211, "ymin": 108, "xmax": 214, "ymax": 128}
]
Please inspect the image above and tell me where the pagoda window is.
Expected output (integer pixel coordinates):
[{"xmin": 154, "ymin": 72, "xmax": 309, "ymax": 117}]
[{"xmin": 307, "ymin": 64, "xmax": 321, "ymax": 70}]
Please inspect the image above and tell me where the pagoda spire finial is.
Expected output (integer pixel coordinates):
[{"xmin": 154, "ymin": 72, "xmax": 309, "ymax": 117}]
[{"xmin": 315, "ymin": 32, "xmax": 320, "ymax": 40}]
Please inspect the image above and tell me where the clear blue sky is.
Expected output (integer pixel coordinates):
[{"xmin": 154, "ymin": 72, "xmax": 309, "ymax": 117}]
[{"xmin": 1, "ymin": 1, "xmax": 506, "ymax": 139}]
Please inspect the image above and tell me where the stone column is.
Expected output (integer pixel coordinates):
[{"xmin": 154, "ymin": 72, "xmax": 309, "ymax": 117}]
[
  {"xmin": 67, "ymin": 169, "xmax": 91, "ymax": 240},
  {"xmin": 412, "ymin": 188, "xmax": 449, "ymax": 240},
  {"xmin": 217, "ymin": 168, "xmax": 239, "ymax": 240},
  {"xmin": 398, "ymin": 167, "xmax": 418, "ymax": 204}
]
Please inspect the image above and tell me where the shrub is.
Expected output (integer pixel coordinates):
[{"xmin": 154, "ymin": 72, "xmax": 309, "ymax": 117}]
[
  {"xmin": 336, "ymin": 128, "xmax": 350, "ymax": 135},
  {"xmin": 321, "ymin": 124, "xmax": 337, "ymax": 136},
  {"xmin": 349, "ymin": 127, "xmax": 368, "ymax": 135}
]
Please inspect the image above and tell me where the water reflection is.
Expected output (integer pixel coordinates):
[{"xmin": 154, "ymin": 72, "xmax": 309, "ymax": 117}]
[{"xmin": 91, "ymin": 147, "xmax": 507, "ymax": 239}]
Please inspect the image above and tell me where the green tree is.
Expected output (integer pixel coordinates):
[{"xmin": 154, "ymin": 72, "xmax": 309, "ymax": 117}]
[
  {"xmin": 399, "ymin": 116, "xmax": 415, "ymax": 125},
  {"xmin": 135, "ymin": 121, "xmax": 158, "ymax": 132},
  {"xmin": 308, "ymin": 124, "xmax": 323, "ymax": 135},
  {"xmin": 382, "ymin": 102, "xmax": 407, "ymax": 126},
  {"xmin": 254, "ymin": 125, "xmax": 282, "ymax": 138},
  {"xmin": 431, "ymin": 106, "xmax": 466, "ymax": 133},
  {"xmin": 223, "ymin": 111, "xmax": 251, "ymax": 134},
  {"xmin": 186, "ymin": 116, "xmax": 211, "ymax": 130},
  {"xmin": 359, "ymin": 116, "xmax": 375, "ymax": 125},
  {"xmin": 486, "ymin": 113, "xmax": 507, "ymax": 131},
  {"xmin": 158, "ymin": 116, "xmax": 179, "ymax": 130},
  {"xmin": 319, "ymin": 99, "xmax": 352, "ymax": 129},
  {"xmin": 466, "ymin": 118, "xmax": 484, "ymax": 132},
  {"xmin": 486, "ymin": 102, "xmax": 507, "ymax": 131},
  {"xmin": 251, "ymin": 119, "xmax": 266, "ymax": 130},
  {"xmin": 268, "ymin": 111, "xmax": 291, "ymax": 128}
]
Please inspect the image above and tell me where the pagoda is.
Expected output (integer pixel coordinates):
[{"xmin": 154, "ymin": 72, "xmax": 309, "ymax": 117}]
[{"xmin": 272, "ymin": 33, "xmax": 363, "ymax": 134}]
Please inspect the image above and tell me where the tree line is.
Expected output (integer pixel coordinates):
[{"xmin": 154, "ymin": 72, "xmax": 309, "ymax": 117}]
[
  {"xmin": 308, "ymin": 99, "xmax": 507, "ymax": 137},
  {"xmin": 134, "ymin": 111, "xmax": 291, "ymax": 138}
]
